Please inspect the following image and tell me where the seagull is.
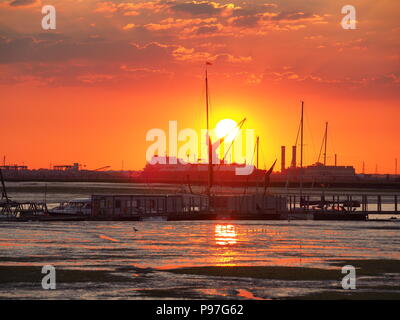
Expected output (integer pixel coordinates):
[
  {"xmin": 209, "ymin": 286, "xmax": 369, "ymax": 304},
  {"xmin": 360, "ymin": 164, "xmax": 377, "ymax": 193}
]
[{"xmin": 133, "ymin": 226, "xmax": 139, "ymax": 232}]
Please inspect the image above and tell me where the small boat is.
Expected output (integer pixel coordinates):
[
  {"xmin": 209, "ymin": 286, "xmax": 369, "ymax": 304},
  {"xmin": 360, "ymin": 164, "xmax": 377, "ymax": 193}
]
[{"xmin": 49, "ymin": 198, "xmax": 91, "ymax": 216}]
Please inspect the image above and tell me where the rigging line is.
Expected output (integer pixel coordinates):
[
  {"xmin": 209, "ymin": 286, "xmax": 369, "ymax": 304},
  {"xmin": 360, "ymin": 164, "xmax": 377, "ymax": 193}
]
[
  {"xmin": 328, "ymin": 126, "xmax": 336, "ymax": 156},
  {"xmin": 207, "ymin": 79, "xmax": 212, "ymax": 127},
  {"xmin": 259, "ymin": 139, "xmax": 267, "ymax": 170},
  {"xmin": 197, "ymin": 86, "xmax": 206, "ymax": 164},
  {"xmin": 304, "ymin": 108, "xmax": 316, "ymax": 164},
  {"xmin": 215, "ymin": 136, "xmax": 236, "ymax": 169},
  {"xmin": 244, "ymin": 140, "xmax": 257, "ymax": 194},
  {"xmin": 213, "ymin": 119, "xmax": 246, "ymax": 173},
  {"xmin": 317, "ymin": 128, "xmax": 325, "ymax": 163},
  {"xmin": 294, "ymin": 120, "xmax": 301, "ymax": 147},
  {"xmin": 200, "ymin": 80, "xmax": 206, "ymax": 130},
  {"xmin": 199, "ymin": 80, "xmax": 206, "ymax": 194},
  {"xmin": 213, "ymin": 143, "xmax": 233, "ymax": 173},
  {"xmin": 258, "ymin": 140, "xmax": 267, "ymax": 170},
  {"xmin": 239, "ymin": 140, "xmax": 257, "ymax": 209},
  {"xmin": 184, "ymin": 160, "xmax": 195, "ymax": 194}
]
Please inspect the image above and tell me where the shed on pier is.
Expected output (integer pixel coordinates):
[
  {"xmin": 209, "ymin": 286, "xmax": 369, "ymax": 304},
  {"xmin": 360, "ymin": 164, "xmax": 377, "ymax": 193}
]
[
  {"xmin": 211, "ymin": 194, "xmax": 287, "ymax": 214},
  {"xmin": 91, "ymin": 194, "xmax": 209, "ymax": 217}
]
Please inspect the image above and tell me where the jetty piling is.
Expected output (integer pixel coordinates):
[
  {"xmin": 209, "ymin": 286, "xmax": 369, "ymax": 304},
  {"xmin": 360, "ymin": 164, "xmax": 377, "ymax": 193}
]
[{"xmin": 287, "ymin": 193, "xmax": 400, "ymax": 215}]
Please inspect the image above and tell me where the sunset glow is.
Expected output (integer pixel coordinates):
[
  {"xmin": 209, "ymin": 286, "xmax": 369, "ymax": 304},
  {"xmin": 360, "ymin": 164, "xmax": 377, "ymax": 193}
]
[
  {"xmin": 215, "ymin": 224, "xmax": 237, "ymax": 245},
  {"xmin": 215, "ymin": 119, "xmax": 239, "ymax": 142},
  {"xmin": 0, "ymin": 0, "xmax": 398, "ymax": 173}
]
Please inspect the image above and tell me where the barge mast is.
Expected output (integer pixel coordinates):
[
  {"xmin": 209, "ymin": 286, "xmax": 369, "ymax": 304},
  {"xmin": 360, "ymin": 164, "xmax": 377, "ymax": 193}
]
[{"xmin": 205, "ymin": 63, "xmax": 213, "ymax": 197}]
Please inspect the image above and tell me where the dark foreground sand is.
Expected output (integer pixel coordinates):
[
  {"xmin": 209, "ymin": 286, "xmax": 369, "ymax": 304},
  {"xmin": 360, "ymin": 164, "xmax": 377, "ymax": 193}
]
[{"xmin": 0, "ymin": 259, "xmax": 399, "ymax": 299}]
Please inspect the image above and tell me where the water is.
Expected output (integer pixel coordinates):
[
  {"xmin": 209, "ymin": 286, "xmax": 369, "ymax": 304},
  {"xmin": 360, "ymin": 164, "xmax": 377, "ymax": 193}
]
[
  {"xmin": 0, "ymin": 182, "xmax": 399, "ymax": 299},
  {"xmin": 0, "ymin": 220, "xmax": 399, "ymax": 299}
]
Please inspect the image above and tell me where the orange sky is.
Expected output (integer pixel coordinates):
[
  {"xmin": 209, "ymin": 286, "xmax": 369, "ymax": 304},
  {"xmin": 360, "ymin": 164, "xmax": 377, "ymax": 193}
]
[{"xmin": 0, "ymin": 0, "xmax": 399, "ymax": 173}]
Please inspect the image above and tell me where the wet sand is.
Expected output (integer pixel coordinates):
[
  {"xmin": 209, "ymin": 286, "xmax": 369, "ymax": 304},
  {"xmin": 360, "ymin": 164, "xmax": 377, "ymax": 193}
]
[
  {"xmin": 1, "ymin": 259, "xmax": 399, "ymax": 299},
  {"xmin": 0, "ymin": 220, "xmax": 399, "ymax": 299}
]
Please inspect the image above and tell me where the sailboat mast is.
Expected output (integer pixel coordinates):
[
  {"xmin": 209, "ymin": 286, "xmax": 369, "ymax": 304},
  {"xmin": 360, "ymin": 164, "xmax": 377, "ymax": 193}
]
[
  {"xmin": 205, "ymin": 65, "xmax": 213, "ymax": 195},
  {"xmin": 299, "ymin": 101, "xmax": 304, "ymax": 202},
  {"xmin": 300, "ymin": 101, "xmax": 304, "ymax": 168},
  {"xmin": 323, "ymin": 122, "xmax": 328, "ymax": 166},
  {"xmin": 256, "ymin": 136, "xmax": 259, "ymax": 194},
  {"xmin": 205, "ymin": 68, "xmax": 209, "ymax": 131},
  {"xmin": 256, "ymin": 136, "xmax": 259, "ymax": 169}
]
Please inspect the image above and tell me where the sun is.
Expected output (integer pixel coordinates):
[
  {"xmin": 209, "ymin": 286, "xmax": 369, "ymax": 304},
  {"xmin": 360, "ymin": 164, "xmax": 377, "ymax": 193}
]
[{"xmin": 215, "ymin": 119, "xmax": 239, "ymax": 142}]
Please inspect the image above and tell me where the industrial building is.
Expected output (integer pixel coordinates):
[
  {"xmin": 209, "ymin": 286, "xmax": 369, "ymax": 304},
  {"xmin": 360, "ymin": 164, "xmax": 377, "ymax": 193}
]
[{"xmin": 279, "ymin": 144, "xmax": 356, "ymax": 182}]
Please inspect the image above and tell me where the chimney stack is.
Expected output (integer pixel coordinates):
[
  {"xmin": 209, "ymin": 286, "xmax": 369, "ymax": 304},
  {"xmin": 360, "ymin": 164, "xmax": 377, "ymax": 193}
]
[
  {"xmin": 291, "ymin": 146, "xmax": 297, "ymax": 168},
  {"xmin": 281, "ymin": 146, "xmax": 286, "ymax": 173}
]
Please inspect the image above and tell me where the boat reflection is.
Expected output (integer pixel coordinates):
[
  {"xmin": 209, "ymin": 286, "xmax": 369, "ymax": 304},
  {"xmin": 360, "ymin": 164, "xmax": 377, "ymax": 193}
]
[{"xmin": 215, "ymin": 224, "xmax": 237, "ymax": 245}]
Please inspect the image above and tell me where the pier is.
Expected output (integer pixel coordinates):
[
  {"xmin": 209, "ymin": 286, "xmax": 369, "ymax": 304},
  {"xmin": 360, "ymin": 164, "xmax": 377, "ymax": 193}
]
[
  {"xmin": 286, "ymin": 193, "xmax": 399, "ymax": 220},
  {"xmin": 0, "ymin": 201, "xmax": 48, "ymax": 218}
]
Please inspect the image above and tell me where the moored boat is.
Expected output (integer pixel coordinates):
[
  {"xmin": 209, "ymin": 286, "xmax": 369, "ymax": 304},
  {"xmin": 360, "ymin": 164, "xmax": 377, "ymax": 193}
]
[{"xmin": 49, "ymin": 198, "xmax": 91, "ymax": 216}]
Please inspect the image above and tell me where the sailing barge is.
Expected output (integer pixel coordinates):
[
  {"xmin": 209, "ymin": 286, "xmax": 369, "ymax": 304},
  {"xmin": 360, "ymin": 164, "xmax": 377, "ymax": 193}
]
[{"xmin": 48, "ymin": 69, "xmax": 372, "ymax": 222}]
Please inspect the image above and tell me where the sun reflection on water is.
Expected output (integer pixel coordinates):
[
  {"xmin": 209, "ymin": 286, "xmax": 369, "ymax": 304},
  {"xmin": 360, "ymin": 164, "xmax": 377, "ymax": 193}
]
[
  {"xmin": 215, "ymin": 224, "xmax": 237, "ymax": 246},
  {"xmin": 213, "ymin": 224, "xmax": 239, "ymax": 266}
]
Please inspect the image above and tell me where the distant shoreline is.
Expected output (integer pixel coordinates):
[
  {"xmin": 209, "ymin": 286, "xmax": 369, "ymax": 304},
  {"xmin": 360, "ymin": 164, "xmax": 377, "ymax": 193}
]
[
  {"xmin": 4, "ymin": 180, "xmax": 400, "ymax": 194},
  {"xmin": 3, "ymin": 178, "xmax": 400, "ymax": 190}
]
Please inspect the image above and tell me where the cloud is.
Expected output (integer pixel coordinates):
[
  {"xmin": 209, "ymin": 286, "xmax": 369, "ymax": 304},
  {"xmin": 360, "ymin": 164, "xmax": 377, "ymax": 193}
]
[
  {"xmin": 77, "ymin": 73, "xmax": 116, "ymax": 84},
  {"xmin": 120, "ymin": 65, "xmax": 173, "ymax": 78},
  {"xmin": 95, "ymin": 1, "xmax": 169, "ymax": 15},
  {"xmin": 0, "ymin": 58, "xmax": 176, "ymax": 87},
  {"xmin": 9, "ymin": 0, "xmax": 38, "ymax": 7},
  {"xmin": 170, "ymin": 1, "xmax": 219, "ymax": 15},
  {"xmin": 267, "ymin": 11, "xmax": 325, "ymax": 24},
  {"xmin": 261, "ymin": 65, "xmax": 400, "ymax": 91},
  {"xmin": 0, "ymin": 33, "xmax": 252, "ymax": 66},
  {"xmin": 2, "ymin": 0, "xmax": 395, "ymax": 95},
  {"xmin": 0, "ymin": 36, "xmax": 172, "ymax": 64},
  {"xmin": 169, "ymin": 1, "xmax": 237, "ymax": 16},
  {"xmin": 122, "ymin": 23, "xmax": 135, "ymax": 30},
  {"xmin": 230, "ymin": 15, "xmax": 260, "ymax": 28},
  {"xmin": 172, "ymin": 44, "xmax": 251, "ymax": 64},
  {"xmin": 94, "ymin": 2, "xmax": 118, "ymax": 13},
  {"xmin": 193, "ymin": 24, "xmax": 222, "ymax": 34},
  {"xmin": 92, "ymin": 1, "xmax": 328, "ymax": 41},
  {"xmin": 34, "ymin": 32, "xmax": 69, "ymax": 41},
  {"xmin": 144, "ymin": 17, "xmax": 217, "ymax": 31},
  {"xmin": 0, "ymin": 33, "xmax": 253, "ymax": 87}
]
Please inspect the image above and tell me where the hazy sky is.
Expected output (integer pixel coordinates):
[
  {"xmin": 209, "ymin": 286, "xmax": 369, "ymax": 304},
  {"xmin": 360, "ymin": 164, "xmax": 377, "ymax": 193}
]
[{"xmin": 0, "ymin": 0, "xmax": 399, "ymax": 173}]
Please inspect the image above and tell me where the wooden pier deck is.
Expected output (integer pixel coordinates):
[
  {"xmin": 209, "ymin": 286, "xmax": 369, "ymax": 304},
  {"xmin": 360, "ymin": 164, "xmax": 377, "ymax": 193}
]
[
  {"xmin": 0, "ymin": 193, "xmax": 399, "ymax": 222},
  {"xmin": 286, "ymin": 193, "xmax": 399, "ymax": 215}
]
